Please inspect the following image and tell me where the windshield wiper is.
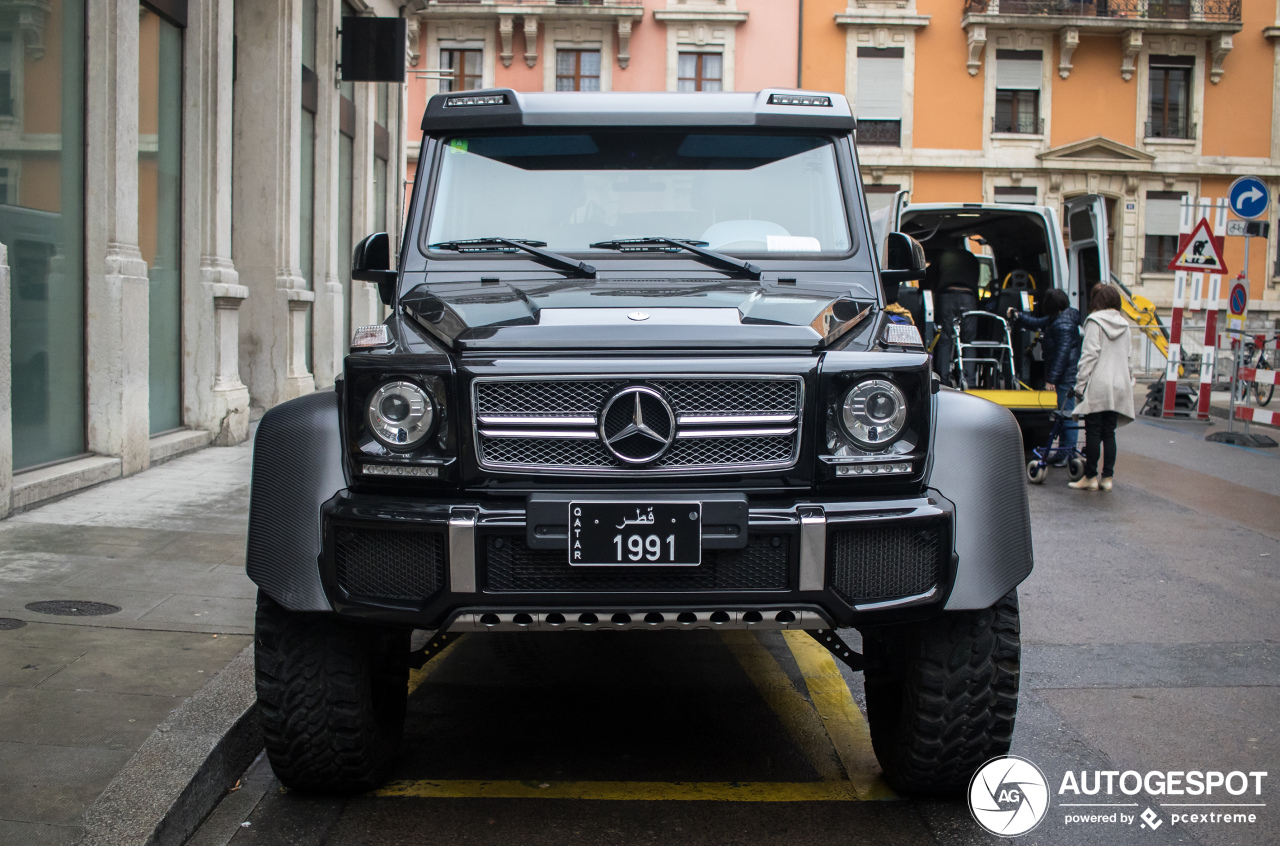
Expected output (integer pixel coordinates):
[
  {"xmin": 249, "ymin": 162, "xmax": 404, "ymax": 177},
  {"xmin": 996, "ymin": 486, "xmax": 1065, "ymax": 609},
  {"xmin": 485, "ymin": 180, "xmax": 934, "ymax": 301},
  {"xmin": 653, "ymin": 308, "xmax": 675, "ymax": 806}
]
[
  {"xmin": 429, "ymin": 238, "xmax": 596, "ymax": 279},
  {"xmin": 588, "ymin": 237, "xmax": 763, "ymax": 280}
]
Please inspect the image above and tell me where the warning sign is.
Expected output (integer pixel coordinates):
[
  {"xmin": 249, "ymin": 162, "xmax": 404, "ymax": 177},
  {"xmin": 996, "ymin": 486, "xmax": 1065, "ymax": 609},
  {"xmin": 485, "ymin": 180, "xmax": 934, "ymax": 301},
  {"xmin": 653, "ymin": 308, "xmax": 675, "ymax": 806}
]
[{"xmin": 1168, "ymin": 218, "xmax": 1228, "ymax": 274}]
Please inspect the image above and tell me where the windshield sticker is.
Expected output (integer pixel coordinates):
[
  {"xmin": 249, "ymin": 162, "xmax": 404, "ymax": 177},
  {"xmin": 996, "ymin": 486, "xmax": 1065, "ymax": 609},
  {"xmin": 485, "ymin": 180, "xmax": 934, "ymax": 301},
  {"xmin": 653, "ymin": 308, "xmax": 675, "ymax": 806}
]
[
  {"xmin": 448, "ymin": 139, "xmax": 469, "ymax": 154},
  {"xmin": 767, "ymin": 235, "xmax": 822, "ymax": 252}
]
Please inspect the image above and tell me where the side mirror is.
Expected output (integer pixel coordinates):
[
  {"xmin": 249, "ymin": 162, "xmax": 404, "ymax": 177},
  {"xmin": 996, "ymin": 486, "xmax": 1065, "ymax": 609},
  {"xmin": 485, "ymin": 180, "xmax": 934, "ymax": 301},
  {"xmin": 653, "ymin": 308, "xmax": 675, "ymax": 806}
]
[
  {"xmin": 880, "ymin": 231, "xmax": 927, "ymax": 304},
  {"xmin": 353, "ymin": 232, "xmax": 397, "ymax": 305}
]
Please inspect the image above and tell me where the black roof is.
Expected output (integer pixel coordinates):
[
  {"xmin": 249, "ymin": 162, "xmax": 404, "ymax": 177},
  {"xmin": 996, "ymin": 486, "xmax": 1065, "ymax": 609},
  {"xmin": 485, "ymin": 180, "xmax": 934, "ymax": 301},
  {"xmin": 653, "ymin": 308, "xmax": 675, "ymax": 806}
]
[{"xmin": 420, "ymin": 89, "xmax": 855, "ymax": 133}]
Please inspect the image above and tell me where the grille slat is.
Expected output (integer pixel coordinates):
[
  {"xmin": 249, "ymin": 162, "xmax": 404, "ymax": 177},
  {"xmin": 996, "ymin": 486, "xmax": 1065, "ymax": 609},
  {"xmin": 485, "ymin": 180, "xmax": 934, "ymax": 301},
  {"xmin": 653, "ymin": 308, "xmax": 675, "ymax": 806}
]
[
  {"xmin": 475, "ymin": 377, "xmax": 802, "ymax": 472},
  {"xmin": 828, "ymin": 523, "xmax": 944, "ymax": 602},
  {"xmin": 484, "ymin": 534, "xmax": 791, "ymax": 592},
  {"xmin": 334, "ymin": 527, "xmax": 446, "ymax": 601}
]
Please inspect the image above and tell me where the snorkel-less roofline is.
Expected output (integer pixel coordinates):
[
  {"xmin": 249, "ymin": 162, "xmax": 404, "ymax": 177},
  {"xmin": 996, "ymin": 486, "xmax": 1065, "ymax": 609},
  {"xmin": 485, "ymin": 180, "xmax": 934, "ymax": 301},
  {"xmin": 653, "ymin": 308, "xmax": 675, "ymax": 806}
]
[{"xmin": 420, "ymin": 88, "xmax": 856, "ymax": 133}]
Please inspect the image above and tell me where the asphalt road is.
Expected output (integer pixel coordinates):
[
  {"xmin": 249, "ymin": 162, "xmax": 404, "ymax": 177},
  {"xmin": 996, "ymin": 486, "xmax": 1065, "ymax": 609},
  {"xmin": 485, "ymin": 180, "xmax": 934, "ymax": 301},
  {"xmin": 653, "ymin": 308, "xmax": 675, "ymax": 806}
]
[{"xmin": 190, "ymin": 417, "xmax": 1279, "ymax": 846}]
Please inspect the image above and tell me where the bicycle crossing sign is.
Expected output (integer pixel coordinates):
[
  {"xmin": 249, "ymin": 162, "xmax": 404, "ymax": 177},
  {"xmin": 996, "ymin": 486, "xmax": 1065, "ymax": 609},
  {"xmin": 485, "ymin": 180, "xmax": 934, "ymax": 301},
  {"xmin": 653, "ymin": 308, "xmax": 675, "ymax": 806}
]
[{"xmin": 1168, "ymin": 217, "xmax": 1228, "ymax": 274}]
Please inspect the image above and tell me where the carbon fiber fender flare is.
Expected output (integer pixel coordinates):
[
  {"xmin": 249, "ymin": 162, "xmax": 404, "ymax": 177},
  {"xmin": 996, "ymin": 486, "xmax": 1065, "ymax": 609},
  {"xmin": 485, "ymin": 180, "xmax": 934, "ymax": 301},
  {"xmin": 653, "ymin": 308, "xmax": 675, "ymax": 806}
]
[
  {"xmin": 926, "ymin": 388, "xmax": 1034, "ymax": 610},
  {"xmin": 245, "ymin": 390, "xmax": 346, "ymax": 611}
]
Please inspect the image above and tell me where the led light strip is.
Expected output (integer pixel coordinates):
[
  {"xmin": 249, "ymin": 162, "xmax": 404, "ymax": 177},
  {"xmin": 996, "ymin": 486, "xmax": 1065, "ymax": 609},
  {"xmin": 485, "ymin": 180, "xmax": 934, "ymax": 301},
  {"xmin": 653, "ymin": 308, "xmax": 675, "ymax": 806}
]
[
  {"xmin": 835, "ymin": 462, "xmax": 912, "ymax": 477},
  {"xmin": 362, "ymin": 464, "xmax": 439, "ymax": 478}
]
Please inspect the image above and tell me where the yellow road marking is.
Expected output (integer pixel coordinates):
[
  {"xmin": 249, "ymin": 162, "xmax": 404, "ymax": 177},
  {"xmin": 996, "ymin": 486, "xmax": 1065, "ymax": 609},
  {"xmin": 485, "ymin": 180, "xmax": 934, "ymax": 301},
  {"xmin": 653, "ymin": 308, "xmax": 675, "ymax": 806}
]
[
  {"xmin": 718, "ymin": 631, "xmax": 844, "ymax": 781},
  {"xmin": 407, "ymin": 634, "xmax": 464, "ymax": 695},
  {"xmin": 374, "ymin": 779, "xmax": 861, "ymax": 802},
  {"xmin": 782, "ymin": 630, "xmax": 897, "ymax": 800}
]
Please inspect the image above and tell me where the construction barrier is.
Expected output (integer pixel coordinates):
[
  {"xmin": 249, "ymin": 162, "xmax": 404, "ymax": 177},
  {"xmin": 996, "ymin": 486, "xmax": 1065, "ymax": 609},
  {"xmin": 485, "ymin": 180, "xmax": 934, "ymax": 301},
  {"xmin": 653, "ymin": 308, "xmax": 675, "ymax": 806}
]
[
  {"xmin": 1162, "ymin": 197, "xmax": 1229, "ymax": 420},
  {"xmin": 1236, "ymin": 406, "xmax": 1280, "ymax": 428}
]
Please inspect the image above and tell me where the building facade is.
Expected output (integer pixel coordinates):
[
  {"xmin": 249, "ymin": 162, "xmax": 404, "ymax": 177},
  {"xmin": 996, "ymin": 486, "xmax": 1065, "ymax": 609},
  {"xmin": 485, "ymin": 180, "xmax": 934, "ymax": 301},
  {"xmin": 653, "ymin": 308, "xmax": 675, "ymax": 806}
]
[
  {"xmin": 403, "ymin": 0, "xmax": 803, "ymax": 182},
  {"xmin": 800, "ymin": 0, "xmax": 1279, "ymax": 315},
  {"xmin": 403, "ymin": 0, "xmax": 1279, "ymax": 317},
  {"xmin": 0, "ymin": 0, "xmax": 407, "ymax": 515}
]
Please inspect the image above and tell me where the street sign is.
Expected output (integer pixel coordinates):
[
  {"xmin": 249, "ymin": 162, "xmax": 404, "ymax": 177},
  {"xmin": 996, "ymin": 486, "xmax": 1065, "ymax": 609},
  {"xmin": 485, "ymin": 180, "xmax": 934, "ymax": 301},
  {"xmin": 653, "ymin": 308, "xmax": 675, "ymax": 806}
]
[
  {"xmin": 1228, "ymin": 176, "xmax": 1269, "ymax": 220},
  {"xmin": 1228, "ymin": 280, "xmax": 1247, "ymax": 316},
  {"xmin": 1168, "ymin": 217, "xmax": 1228, "ymax": 274},
  {"xmin": 1226, "ymin": 278, "xmax": 1248, "ymax": 335},
  {"xmin": 1227, "ymin": 220, "xmax": 1247, "ymax": 237}
]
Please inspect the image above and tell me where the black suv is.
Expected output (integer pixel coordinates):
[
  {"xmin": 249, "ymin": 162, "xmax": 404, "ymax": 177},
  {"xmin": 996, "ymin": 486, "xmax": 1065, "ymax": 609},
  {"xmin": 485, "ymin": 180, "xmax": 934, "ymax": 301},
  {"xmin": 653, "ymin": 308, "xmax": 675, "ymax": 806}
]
[{"xmin": 247, "ymin": 89, "xmax": 1032, "ymax": 797}]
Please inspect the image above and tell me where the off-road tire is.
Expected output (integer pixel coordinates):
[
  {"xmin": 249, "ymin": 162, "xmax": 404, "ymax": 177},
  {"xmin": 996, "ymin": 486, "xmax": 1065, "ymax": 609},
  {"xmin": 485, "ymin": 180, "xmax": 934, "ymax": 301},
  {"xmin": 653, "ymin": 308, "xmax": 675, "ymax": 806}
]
[
  {"xmin": 254, "ymin": 591, "xmax": 409, "ymax": 792},
  {"xmin": 860, "ymin": 589, "xmax": 1020, "ymax": 797}
]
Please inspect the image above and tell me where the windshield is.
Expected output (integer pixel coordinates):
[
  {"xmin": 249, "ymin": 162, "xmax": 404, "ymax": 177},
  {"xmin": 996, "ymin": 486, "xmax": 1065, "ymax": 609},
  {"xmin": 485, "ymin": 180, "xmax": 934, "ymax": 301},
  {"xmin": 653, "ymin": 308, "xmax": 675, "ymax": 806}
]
[{"xmin": 423, "ymin": 131, "xmax": 852, "ymax": 256}]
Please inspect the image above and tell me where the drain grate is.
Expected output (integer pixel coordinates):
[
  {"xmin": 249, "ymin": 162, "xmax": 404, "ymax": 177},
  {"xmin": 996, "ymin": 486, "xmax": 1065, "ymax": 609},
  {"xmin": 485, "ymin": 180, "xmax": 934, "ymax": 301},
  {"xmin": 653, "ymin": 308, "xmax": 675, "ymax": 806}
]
[
  {"xmin": 25, "ymin": 600, "xmax": 121, "ymax": 617},
  {"xmin": 0, "ymin": 618, "xmax": 26, "ymax": 630}
]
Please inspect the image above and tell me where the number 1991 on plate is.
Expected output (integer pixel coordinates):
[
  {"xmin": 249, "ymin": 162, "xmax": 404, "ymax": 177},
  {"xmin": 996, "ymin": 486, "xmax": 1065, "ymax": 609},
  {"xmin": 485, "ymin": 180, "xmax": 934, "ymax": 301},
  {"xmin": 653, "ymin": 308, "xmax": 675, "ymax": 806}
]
[{"xmin": 569, "ymin": 501, "xmax": 702, "ymax": 567}]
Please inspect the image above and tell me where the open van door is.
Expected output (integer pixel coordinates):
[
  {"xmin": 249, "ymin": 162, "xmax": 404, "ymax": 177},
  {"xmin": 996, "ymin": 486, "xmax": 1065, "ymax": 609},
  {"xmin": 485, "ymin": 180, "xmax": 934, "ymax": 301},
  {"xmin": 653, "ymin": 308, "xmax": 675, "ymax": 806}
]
[
  {"xmin": 867, "ymin": 189, "xmax": 911, "ymax": 255},
  {"xmin": 1063, "ymin": 194, "xmax": 1111, "ymax": 314}
]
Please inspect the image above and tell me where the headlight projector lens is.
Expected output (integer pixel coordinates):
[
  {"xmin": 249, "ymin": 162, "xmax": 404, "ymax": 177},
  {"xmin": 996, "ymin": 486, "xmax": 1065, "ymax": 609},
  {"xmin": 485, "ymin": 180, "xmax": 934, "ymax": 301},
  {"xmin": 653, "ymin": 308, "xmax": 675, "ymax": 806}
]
[
  {"xmin": 841, "ymin": 380, "xmax": 907, "ymax": 447},
  {"xmin": 367, "ymin": 381, "xmax": 434, "ymax": 449}
]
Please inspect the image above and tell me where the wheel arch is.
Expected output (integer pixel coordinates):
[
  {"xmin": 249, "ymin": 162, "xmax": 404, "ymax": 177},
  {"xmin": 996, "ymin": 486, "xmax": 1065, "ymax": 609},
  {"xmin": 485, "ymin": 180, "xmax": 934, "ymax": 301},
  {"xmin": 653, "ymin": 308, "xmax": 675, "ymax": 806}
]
[
  {"xmin": 246, "ymin": 389, "xmax": 346, "ymax": 611},
  {"xmin": 926, "ymin": 389, "xmax": 1034, "ymax": 610}
]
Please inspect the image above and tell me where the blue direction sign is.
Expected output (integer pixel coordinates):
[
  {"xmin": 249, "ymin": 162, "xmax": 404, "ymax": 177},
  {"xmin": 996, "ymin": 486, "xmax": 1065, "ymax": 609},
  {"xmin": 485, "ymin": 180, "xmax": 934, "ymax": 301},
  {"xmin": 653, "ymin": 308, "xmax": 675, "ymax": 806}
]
[{"xmin": 1228, "ymin": 176, "xmax": 1270, "ymax": 220}]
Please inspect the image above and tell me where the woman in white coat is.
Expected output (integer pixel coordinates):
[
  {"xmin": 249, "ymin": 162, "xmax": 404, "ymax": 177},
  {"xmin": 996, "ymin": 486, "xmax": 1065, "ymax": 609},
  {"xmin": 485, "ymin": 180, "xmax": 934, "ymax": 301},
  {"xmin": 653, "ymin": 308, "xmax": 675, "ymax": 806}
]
[{"xmin": 1069, "ymin": 284, "xmax": 1136, "ymax": 491}]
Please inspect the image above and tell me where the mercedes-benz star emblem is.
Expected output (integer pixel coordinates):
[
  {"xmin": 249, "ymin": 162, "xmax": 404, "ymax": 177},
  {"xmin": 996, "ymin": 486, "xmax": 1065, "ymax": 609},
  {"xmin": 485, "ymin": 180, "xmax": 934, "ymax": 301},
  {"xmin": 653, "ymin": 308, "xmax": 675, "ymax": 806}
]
[
  {"xmin": 599, "ymin": 386, "xmax": 676, "ymax": 465},
  {"xmin": 628, "ymin": 311, "xmax": 650, "ymax": 321}
]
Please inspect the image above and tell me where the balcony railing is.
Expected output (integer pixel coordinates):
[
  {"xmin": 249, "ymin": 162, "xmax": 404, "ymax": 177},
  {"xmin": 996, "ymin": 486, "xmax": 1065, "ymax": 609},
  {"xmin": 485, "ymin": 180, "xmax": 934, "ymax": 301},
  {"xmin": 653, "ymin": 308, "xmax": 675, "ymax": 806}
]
[
  {"xmin": 963, "ymin": 0, "xmax": 1240, "ymax": 23},
  {"xmin": 992, "ymin": 116, "xmax": 1044, "ymax": 135},
  {"xmin": 856, "ymin": 120, "xmax": 901, "ymax": 147},
  {"xmin": 1144, "ymin": 119, "xmax": 1196, "ymax": 139},
  {"xmin": 425, "ymin": 0, "xmax": 644, "ymax": 6}
]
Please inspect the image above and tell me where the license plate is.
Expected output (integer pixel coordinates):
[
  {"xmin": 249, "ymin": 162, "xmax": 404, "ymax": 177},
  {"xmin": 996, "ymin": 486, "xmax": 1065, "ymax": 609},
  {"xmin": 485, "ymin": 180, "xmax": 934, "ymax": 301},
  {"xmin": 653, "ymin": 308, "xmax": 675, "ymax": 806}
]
[{"xmin": 569, "ymin": 501, "xmax": 701, "ymax": 566}]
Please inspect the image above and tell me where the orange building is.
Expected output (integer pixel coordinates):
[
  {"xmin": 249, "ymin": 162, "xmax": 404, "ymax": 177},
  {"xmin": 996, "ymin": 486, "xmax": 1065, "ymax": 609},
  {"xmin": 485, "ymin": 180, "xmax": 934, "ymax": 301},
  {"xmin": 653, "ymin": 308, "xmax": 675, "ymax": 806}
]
[
  {"xmin": 400, "ymin": 1, "xmax": 1279, "ymax": 315},
  {"xmin": 800, "ymin": 0, "xmax": 1280, "ymax": 314},
  {"xmin": 403, "ymin": 0, "xmax": 801, "ymax": 196}
]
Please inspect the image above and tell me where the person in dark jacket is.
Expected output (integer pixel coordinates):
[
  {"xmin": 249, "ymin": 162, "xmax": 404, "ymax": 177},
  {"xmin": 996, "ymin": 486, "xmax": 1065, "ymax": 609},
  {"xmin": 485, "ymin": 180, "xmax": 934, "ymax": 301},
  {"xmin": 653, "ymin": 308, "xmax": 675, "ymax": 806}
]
[{"xmin": 1008, "ymin": 288, "xmax": 1082, "ymax": 458}]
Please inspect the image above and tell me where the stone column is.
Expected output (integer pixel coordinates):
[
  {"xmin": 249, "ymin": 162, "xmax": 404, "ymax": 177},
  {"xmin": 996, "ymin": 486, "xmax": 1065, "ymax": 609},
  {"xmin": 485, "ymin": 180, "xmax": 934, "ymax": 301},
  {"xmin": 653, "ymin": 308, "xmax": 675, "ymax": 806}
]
[
  {"xmin": 311, "ymin": 0, "xmax": 345, "ymax": 390},
  {"xmin": 0, "ymin": 244, "xmax": 11, "ymax": 517},
  {"xmin": 85, "ymin": 0, "xmax": 150, "ymax": 475},
  {"xmin": 183, "ymin": 0, "xmax": 251, "ymax": 445},
  {"xmin": 233, "ymin": 0, "xmax": 315, "ymax": 410},
  {"xmin": 350, "ymin": 78, "xmax": 382, "ymax": 330}
]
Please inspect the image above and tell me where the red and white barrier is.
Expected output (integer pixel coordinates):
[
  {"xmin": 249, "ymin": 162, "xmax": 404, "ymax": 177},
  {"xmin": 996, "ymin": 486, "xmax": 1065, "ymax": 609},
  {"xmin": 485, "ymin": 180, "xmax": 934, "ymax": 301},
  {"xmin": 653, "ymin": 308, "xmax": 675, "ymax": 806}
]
[
  {"xmin": 1235, "ymin": 406, "xmax": 1280, "ymax": 428},
  {"xmin": 1194, "ymin": 200, "xmax": 1228, "ymax": 420},
  {"xmin": 1162, "ymin": 197, "xmax": 1229, "ymax": 419},
  {"xmin": 1237, "ymin": 367, "xmax": 1279, "ymax": 385}
]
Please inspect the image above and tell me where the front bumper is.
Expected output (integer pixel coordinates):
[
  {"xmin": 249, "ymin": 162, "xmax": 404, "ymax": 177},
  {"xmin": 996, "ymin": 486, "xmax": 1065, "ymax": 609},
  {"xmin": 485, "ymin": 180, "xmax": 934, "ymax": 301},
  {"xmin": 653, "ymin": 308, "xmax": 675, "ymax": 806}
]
[{"xmin": 320, "ymin": 491, "xmax": 955, "ymax": 631}]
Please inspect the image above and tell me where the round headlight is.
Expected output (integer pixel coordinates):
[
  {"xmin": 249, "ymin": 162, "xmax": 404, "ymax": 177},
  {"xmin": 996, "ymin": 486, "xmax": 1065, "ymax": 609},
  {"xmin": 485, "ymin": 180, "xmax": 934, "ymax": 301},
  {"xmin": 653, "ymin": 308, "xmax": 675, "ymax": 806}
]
[
  {"xmin": 841, "ymin": 380, "xmax": 907, "ymax": 447},
  {"xmin": 367, "ymin": 381, "xmax": 435, "ymax": 449}
]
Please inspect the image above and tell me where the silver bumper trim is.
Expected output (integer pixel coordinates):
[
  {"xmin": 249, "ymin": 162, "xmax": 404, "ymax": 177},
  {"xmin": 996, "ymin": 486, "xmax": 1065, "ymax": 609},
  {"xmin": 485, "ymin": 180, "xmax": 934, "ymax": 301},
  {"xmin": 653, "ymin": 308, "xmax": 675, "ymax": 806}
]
[
  {"xmin": 798, "ymin": 507, "xmax": 827, "ymax": 592},
  {"xmin": 445, "ymin": 608, "xmax": 832, "ymax": 633},
  {"xmin": 448, "ymin": 507, "xmax": 478, "ymax": 593}
]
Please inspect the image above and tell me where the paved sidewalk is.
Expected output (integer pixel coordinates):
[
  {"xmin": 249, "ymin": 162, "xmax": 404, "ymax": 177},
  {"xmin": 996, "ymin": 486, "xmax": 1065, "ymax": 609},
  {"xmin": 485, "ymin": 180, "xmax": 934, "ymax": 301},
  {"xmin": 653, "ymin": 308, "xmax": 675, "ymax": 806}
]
[{"xmin": 0, "ymin": 442, "xmax": 256, "ymax": 845}]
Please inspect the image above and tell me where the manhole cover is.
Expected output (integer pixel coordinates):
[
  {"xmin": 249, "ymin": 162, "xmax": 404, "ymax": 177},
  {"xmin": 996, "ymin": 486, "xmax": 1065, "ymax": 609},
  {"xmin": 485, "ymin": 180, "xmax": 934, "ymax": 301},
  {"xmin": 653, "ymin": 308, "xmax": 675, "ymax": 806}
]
[
  {"xmin": 0, "ymin": 618, "xmax": 26, "ymax": 630},
  {"xmin": 25, "ymin": 600, "xmax": 121, "ymax": 617}
]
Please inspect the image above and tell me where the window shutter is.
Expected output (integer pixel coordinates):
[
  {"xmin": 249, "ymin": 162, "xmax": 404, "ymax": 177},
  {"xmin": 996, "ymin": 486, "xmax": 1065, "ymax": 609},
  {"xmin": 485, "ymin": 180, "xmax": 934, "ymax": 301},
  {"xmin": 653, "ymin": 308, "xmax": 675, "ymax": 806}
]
[
  {"xmin": 1145, "ymin": 194, "xmax": 1185, "ymax": 237},
  {"xmin": 856, "ymin": 55, "xmax": 903, "ymax": 120},
  {"xmin": 996, "ymin": 50, "xmax": 1042, "ymax": 91}
]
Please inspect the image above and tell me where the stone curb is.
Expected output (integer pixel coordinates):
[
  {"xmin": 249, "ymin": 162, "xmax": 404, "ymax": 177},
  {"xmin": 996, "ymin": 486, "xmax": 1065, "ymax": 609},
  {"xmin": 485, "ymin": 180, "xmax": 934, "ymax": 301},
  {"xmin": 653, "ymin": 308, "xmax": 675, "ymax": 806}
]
[{"xmin": 76, "ymin": 645, "xmax": 263, "ymax": 846}]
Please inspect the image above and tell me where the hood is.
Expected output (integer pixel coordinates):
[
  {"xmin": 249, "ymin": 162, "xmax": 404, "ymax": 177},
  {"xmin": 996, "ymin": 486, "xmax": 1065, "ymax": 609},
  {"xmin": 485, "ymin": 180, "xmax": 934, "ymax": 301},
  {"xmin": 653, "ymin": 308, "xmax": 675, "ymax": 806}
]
[
  {"xmin": 1086, "ymin": 309, "xmax": 1129, "ymax": 340},
  {"xmin": 399, "ymin": 278, "xmax": 874, "ymax": 352}
]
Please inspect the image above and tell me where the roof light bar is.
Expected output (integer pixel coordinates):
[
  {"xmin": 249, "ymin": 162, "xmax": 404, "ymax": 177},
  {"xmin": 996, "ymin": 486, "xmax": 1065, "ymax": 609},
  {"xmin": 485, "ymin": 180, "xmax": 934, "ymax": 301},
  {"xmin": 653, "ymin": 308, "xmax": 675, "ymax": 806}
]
[
  {"xmin": 768, "ymin": 94, "xmax": 833, "ymax": 107},
  {"xmin": 445, "ymin": 94, "xmax": 507, "ymax": 108}
]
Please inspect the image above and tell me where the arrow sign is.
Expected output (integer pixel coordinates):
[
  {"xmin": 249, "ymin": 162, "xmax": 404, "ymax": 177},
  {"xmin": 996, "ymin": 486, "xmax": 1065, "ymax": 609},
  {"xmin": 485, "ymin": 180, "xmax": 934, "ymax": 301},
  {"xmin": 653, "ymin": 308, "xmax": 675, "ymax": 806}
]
[
  {"xmin": 1228, "ymin": 176, "xmax": 1269, "ymax": 220},
  {"xmin": 1168, "ymin": 217, "xmax": 1229, "ymax": 274}
]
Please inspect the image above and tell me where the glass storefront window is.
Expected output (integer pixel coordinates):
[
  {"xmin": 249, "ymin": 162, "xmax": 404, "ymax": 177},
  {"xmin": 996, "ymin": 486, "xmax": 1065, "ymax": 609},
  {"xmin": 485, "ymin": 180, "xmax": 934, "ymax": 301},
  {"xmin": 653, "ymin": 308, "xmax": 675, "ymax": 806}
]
[
  {"xmin": 2, "ymin": 0, "xmax": 87, "ymax": 469},
  {"xmin": 139, "ymin": 7, "xmax": 183, "ymax": 434}
]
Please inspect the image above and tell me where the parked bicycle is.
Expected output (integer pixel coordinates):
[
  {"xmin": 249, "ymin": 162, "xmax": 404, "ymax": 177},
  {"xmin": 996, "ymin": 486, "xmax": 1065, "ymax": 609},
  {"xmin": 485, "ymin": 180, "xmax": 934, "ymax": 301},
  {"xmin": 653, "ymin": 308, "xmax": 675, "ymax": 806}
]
[{"xmin": 1234, "ymin": 334, "xmax": 1275, "ymax": 407}]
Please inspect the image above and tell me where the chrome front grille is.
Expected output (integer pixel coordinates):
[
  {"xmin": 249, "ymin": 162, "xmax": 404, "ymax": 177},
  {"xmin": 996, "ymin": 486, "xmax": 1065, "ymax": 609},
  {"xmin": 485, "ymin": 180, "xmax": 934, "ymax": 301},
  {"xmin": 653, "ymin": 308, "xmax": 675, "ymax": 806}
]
[{"xmin": 473, "ymin": 376, "xmax": 803, "ymax": 474}]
